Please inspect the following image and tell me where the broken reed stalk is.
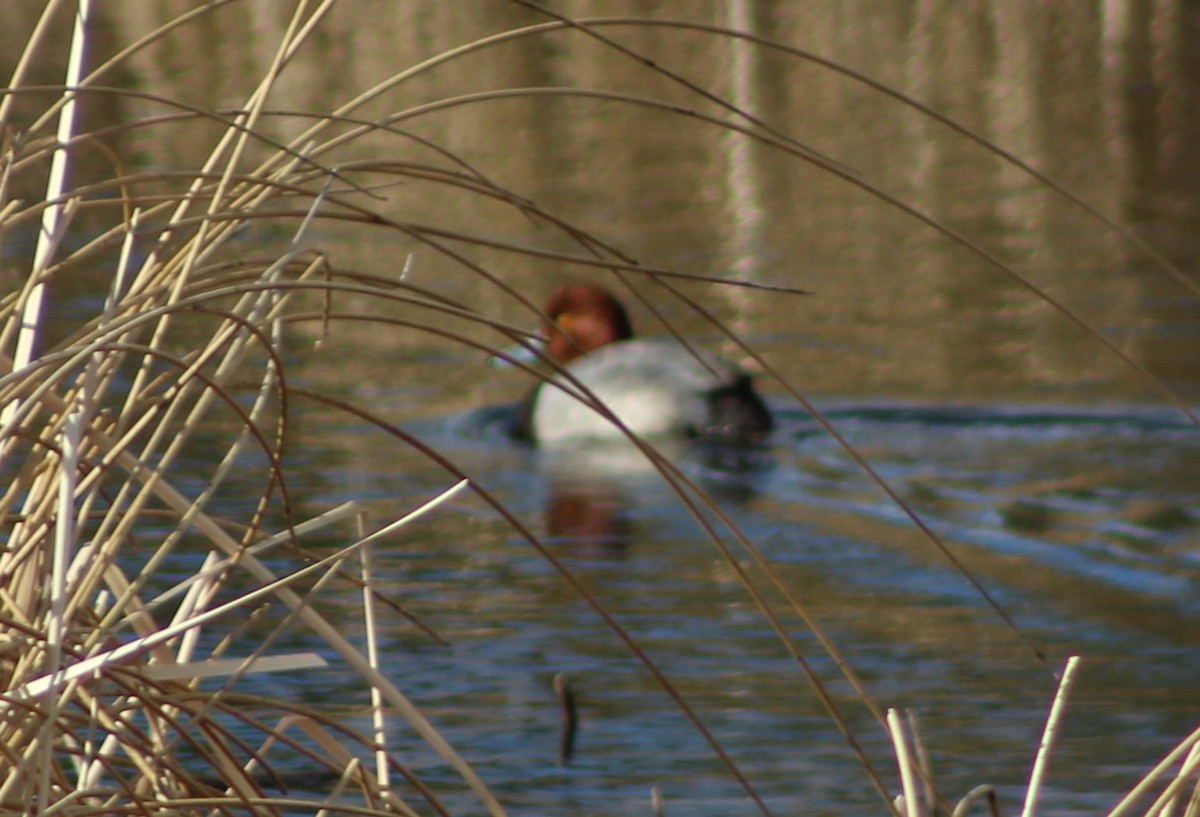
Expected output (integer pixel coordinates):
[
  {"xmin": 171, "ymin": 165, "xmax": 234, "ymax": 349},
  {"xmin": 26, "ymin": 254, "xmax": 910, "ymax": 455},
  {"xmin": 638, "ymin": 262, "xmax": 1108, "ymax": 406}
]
[
  {"xmin": 882, "ymin": 657, "xmax": 1083, "ymax": 817},
  {"xmin": 889, "ymin": 709, "xmax": 918, "ymax": 816},
  {"xmin": 1021, "ymin": 655, "xmax": 1081, "ymax": 817}
]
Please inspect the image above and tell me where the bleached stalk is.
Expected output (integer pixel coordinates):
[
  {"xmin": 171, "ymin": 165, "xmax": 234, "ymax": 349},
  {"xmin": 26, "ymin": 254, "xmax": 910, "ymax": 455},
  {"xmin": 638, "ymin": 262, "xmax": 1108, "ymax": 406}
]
[
  {"xmin": 172, "ymin": 551, "xmax": 221, "ymax": 665},
  {"xmin": 0, "ymin": 0, "xmax": 92, "ymax": 638},
  {"xmin": 316, "ymin": 757, "xmax": 362, "ymax": 817},
  {"xmin": 38, "ymin": 409, "xmax": 84, "ymax": 812},
  {"xmin": 906, "ymin": 709, "xmax": 937, "ymax": 811},
  {"xmin": 118, "ymin": 1, "xmax": 335, "ymax": 431},
  {"xmin": 163, "ymin": 296, "xmax": 283, "ymax": 656},
  {"xmin": 889, "ymin": 708, "xmax": 921, "ymax": 817},
  {"xmin": 87, "ymin": 258, "xmax": 296, "ymax": 644},
  {"xmin": 106, "ymin": 207, "xmax": 138, "ymax": 317},
  {"xmin": 45, "ymin": 211, "xmax": 143, "ymax": 639},
  {"xmin": 8, "ymin": 0, "xmax": 90, "ymax": 388},
  {"xmin": 360, "ymin": 511, "xmax": 390, "ymax": 793},
  {"xmin": 1139, "ymin": 737, "xmax": 1200, "ymax": 817},
  {"xmin": 139, "ymin": 653, "xmax": 327, "ymax": 681},
  {"xmin": 1021, "ymin": 655, "xmax": 1081, "ymax": 817},
  {"xmin": 167, "ymin": 479, "xmax": 508, "ymax": 816},
  {"xmin": 10, "ymin": 540, "xmax": 347, "ymax": 703},
  {"xmin": 138, "ymin": 502, "xmax": 365, "ymax": 618},
  {"xmin": 3, "ymin": 479, "xmax": 506, "ymax": 812},
  {"xmin": 1183, "ymin": 742, "xmax": 1200, "ymax": 817},
  {"xmin": 7, "ymin": 484, "xmax": 460, "ymax": 703},
  {"xmin": 0, "ymin": 0, "xmax": 71, "ymax": 128}
]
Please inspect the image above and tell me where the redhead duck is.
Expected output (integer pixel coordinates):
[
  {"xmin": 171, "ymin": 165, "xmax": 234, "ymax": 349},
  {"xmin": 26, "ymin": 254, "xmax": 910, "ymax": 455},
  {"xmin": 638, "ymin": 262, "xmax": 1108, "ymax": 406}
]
[{"xmin": 511, "ymin": 284, "xmax": 773, "ymax": 445}]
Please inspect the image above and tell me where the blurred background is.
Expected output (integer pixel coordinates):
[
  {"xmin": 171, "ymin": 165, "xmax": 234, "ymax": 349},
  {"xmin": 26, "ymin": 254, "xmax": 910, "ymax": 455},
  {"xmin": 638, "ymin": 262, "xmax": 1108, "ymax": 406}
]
[{"xmin": 5, "ymin": 1, "xmax": 1199, "ymax": 406}]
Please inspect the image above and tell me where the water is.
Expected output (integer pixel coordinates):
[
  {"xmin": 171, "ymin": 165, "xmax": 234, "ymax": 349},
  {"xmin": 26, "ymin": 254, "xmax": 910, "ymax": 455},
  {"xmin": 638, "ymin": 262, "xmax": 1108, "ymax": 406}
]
[{"xmin": 178, "ymin": 391, "xmax": 1197, "ymax": 816}]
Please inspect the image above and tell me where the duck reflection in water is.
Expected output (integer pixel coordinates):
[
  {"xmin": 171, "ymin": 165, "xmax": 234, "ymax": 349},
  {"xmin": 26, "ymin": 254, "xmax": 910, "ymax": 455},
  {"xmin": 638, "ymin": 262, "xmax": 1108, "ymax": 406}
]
[{"xmin": 544, "ymin": 472, "xmax": 632, "ymax": 556}]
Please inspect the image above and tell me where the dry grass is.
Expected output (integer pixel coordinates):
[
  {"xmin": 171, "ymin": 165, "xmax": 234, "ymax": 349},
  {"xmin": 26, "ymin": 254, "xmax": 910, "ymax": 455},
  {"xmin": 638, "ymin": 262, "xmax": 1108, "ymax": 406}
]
[{"xmin": 0, "ymin": 3, "xmax": 1197, "ymax": 816}]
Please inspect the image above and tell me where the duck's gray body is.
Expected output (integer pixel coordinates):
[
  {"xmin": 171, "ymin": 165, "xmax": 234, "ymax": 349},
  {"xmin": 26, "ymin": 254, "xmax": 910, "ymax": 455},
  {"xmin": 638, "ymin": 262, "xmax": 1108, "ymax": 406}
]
[{"xmin": 519, "ymin": 339, "xmax": 772, "ymax": 446}]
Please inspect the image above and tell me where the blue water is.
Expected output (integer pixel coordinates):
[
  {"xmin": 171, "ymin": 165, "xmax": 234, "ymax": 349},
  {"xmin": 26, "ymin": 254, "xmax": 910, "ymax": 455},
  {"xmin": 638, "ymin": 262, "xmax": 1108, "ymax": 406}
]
[{"xmin": 150, "ymin": 397, "xmax": 1200, "ymax": 816}]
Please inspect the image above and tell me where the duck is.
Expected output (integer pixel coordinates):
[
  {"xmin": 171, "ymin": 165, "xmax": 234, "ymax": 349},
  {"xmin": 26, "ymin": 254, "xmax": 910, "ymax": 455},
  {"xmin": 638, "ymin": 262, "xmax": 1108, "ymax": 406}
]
[{"xmin": 510, "ymin": 283, "xmax": 773, "ymax": 446}]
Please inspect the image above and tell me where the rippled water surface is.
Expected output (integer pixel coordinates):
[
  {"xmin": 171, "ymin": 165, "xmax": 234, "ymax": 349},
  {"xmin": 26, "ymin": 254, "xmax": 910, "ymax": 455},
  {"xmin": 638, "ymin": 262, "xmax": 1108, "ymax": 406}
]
[{"xmin": 175, "ymin": 391, "xmax": 1200, "ymax": 816}]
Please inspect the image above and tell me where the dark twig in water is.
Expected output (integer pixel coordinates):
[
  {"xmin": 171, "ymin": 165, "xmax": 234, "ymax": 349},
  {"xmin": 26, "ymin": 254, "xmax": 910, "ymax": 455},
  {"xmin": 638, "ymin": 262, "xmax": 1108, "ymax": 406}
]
[{"xmin": 554, "ymin": 672, "xmax": 578, "ymax": 766}]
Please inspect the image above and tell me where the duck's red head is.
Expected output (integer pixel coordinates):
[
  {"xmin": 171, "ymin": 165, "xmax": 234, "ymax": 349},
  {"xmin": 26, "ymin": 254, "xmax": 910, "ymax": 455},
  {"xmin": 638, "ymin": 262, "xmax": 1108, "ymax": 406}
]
[{"xmin": 542, "ymin": 283, "xmax": 634, "ymax": 365}]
